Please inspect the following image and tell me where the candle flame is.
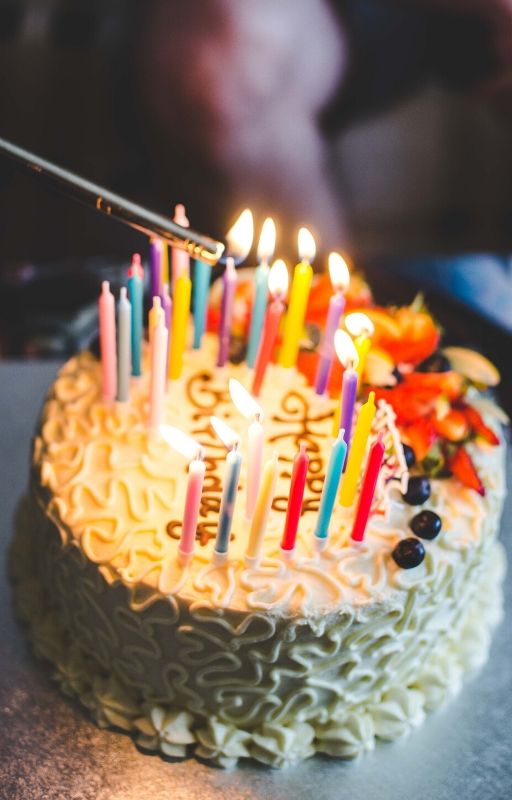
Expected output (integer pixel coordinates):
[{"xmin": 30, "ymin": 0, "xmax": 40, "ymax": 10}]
[
  {"xmin": 328, "ymin": 252, "xmax": 350, "ymax": 293},
  {"xmin": 298, "ymin": 227, "xmax": 316, "ymax": 263},
  {"xmin": 268, "ymin": 259, "xmax": 289, "ymax": 299},
  {"xmin": 257, "ymin": 217, "xmax": 276, "ymax": 263},
  {"xmin": 211, "ymin": 416, "xmax": 240, "ymax": 450},
  {"xmin": 229, "ymin": 378, "xmax": 263, "ymax": 420},
  {"xmin": 334, "ymin": 329, "xmax": 359, "ymax": 369},
  {"xmin": 160, "ymin": 425, "xmax": 203, "ymax": 461},
  {"xmin": 345, "ymin": 311, "xmax": 375, "ymax": 338},
  {"xmin": 225, "ymin": 208, "xmax": 254, "ymax": 263}
]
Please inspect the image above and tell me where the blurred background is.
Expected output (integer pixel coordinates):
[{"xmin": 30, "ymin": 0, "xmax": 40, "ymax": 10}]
[{"xmin": 0, "ymin": 0, "xmax": 511, "ymax": 358}]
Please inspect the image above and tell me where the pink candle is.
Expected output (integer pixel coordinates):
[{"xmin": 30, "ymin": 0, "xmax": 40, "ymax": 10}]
[
  {"xmin": 351, "ymin": 434, "xmax": 385, "ymax": 542},
  {"xmin": 99, "ymin": 281, "xmax": 117, "ymax": 401},
  {"xmin": 251, "ymin": 259, "xmax": 289, "ymax": 397},
  {"xmin": 314, "ymin": 253, "xmax": 350, "ymax": 396},
  {"xmin": 149, "ymin": 316, "xmax": 168, "ymax": 428},
  {"xmin": 217, "ymin": 257, "xmax": 237, "ymax": 367},
  {"xmin": 179, "ymin": 453, "xmax": 206, "ymax": 562},
  {"xmin": 281, "ymin": 442, "xmax": 309, "ymax": 553},
  {"xmin": 160, "ymin": 282, "xmax": 172, "ymax": 377}
]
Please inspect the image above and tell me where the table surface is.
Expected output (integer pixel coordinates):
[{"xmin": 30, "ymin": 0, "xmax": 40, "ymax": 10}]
[{"xmin": 0, "ymin": 361, "xmax": 511, "ymax": 800}]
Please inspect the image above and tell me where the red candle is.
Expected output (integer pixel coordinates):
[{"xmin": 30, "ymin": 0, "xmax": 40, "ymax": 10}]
[
  {"xmin": 351, "ymin": 434, "xmax": 385, "ymax": 542},
  {"xmin": 252, "ymin": 259, "xmax": 288, "ymax": 397},
  {"xmin": 281, "ymin": 442, "xmax": 309, "ymax": 552}
]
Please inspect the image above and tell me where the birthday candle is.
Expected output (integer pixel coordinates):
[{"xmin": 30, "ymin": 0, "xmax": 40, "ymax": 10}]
[
  {"xmin": 168, "ymin": 269, "xmax": 192, "ymax": 380},
  {"xmin": 278, "ymin": 228, "xmax": 315, "ymax": 368},
  {"xmin": 161, "ymin": 241, "xmax": 169, "ymax": 287},
  {"xmin": 192, "ymin": 259, "xmax": 212, "ymax": 349},
  {"xmin": 351, "ymin": 434, "xmax": 385, "ymax": 542},
  {"xmin": 160, "ymin": 283, "xmax": 172, "ymax": 376},
  {"xmin": 211, "ymin": 416, "xmax": 242, "ymax": 558},
  {"xmin": 281, "ymin": 442, "xmax": 309, "ymax": 553},
  {"xmin": 229, "ymin": 378, "xmax": 265, "ymax": 521},
  {"xmin": 217, "ymin": 257, "xmax": 237, "ymax": 368},
  {"xmin": 252, "ymin": 259, "xmax": 289, "ymax": 397},
  {"xmin": 246, "ymin": 453, "xmax": 279, "ymax": 565},
  {"xmin": 149, "ymin": 238, "xmax": 163, "ymax": 301},
  {"xmin": 171, "ymin": 204, "xmax": 190, "ymax": 291},
  {"xmin": 148, "ymin": 296, "xmax": 163, "ymax": 345},
  {"xmin": 127, "ymin": 254, "xmax": 144, "ymax": 377},
  {"xmin": 246, "ymin": 218, "xmax": 276, "ymax": 368},
  {"xmin": 314, "ymin": 253, "xmax": 350, "ymax": 395},
  {"xmin": 332, "ymin": 330, "xmax": 359, "ymax": 446},
  {"xmin": 345, "ymin": 312, "xmax": 375, "ymax": 385},
  {"xmin": 99, "ymin": 281, "xmax": 117, "ymax": 401},
  {"xmin": 117, "ymin": 287, "xmax": 131, "ymax": 402},
  {"xmin": 339, "ymin": 392, "xmax": 376, "ymax": 507},
  {"xmin": 313, "ymin": 431, "xmax": 347, "ymax": 544},
  {"xmin": 149, "ymin": 316, "xmax": 168, "ymax": 428}
]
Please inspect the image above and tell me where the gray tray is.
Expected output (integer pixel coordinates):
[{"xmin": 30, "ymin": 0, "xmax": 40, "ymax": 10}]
[{"xmin": 1, "ymin": 362, "xmax": 511, "ymax": 800}]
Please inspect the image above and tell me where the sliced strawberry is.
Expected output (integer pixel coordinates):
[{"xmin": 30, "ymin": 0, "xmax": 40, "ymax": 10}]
[
  {"xmin": 434, "ymin": 409, "xmax": 469, "ymax": 442},
  {"xmin": 374, "ymin": 385, "xmax": 437, "ymax": 423},
  {"xmin": 447, "ymin": 446, "xmax": 485, "ymax": 496},
  {"xmin": 402, "ymin": 417, "xmax": 438, "ymax": 461},
  {"xmin": 460, "ymin": 404, "xmax": 500, "ymax": 446},
  {"xmin": 403, "ymin": 371, "xmax": 464, "ymax": 401}
]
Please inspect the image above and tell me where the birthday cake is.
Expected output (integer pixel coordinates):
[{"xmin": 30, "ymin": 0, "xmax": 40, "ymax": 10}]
[{"xmin": 9, "ymin": 268, "xmax": 507, "ymax": 768}]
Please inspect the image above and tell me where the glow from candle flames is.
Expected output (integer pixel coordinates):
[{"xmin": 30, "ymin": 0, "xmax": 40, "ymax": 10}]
[
  {"xmin": 257, "ymin": 217, "xmax": 276, "ymax": 263},
  {"xmin": 345, "ymin": 311, "xmax": 375, "ymax": 338},
  {"xmin": 211, "ymin": 416, "xmax": 240, "ymax": 450},
  {"xmin": 268, "ymin": 259, "xmax": 289, "ymax": 299},
  {"xmin": 160, "ymin": 425, "xmax": 203, "ymax": 461},
  {"xmin": 225, "ymin": 208, "xmax": 254, "ymax": 262},
  {"xmin": 328, "ymin": 252, "xmax": 350, "ymax": 293},
  {"xmin": 334, "ymin": 329, "xmax": 359, "ymax": 369},
  {"xmin": 229, "ymin": 378, "xmax": 263, "ymax": 421},
  {"xmin": 298, "ymin": 227, "xmax": 316, "ymax": 263}
]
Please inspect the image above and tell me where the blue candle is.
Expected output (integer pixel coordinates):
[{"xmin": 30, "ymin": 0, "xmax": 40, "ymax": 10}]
[
  {"xmin": 215, "ymin": 447, "xmax": 242, "ymax": 555},
  {"xmin": 246, "ymin": 262, "xmax": 270, "ymax": 368},
  {"xmin": 313, "ymin": 431, "xmax": 347, "ymax": 541},
  {"xmin": 117, "ymin": 287, "xmax": 132, "ymax": 402},
  {"xmin": 127, "ymin": 254, "xmax": 144, "ymax": 376},
  {"xmin": 192, "ymin": 259, "xmax": 212, "ymax": 349}
]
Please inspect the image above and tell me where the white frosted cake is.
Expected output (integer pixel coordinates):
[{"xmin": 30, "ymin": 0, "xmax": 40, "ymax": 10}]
[{"xmin": 10, "ymin": 331, "xmax": 507, "ymax": 768}]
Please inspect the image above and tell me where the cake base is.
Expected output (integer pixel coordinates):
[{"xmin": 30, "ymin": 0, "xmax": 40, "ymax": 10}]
[{"xmin": 9, "ymin": 495, "xmax": 506, "ymax": 769}]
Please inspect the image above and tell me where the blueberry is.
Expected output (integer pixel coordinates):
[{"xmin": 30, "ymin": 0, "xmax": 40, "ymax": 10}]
[
  {"xmin": 392, "ymin": 538, "xmax": 426, "ymax": 569},
  {"xmin": 417, "ymin": 352, "xmax": 451, "ymax": 373},
  {"xmin": 402, "ymin": 443, "xmax": 416, "ymax": 469},
  {"xmin": 402, "ymin": 476, "xmax": 431, "ymax": 506},
  {"xmin": 409, "ymin": 510, "xmax": 442, "ymax": 540}
]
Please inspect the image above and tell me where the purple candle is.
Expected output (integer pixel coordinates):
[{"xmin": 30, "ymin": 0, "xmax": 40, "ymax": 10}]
[
  {"xmin": 339, "ymin": 367, "xmax": 358, "ymax": 451},
  {"xmin": 160, "ymin": 282, "xmax": 172, "ymax": 377},
  {"xmin": 217, "ymin": 257, "xmax": 237, "ymax": 367},
  {"xmin": 150, "ymin": 238, "xmax": 163, "ymax": 300},
  {"xmin": 314, "ymin": 253, "xmax": 350, "ymax": 396}
]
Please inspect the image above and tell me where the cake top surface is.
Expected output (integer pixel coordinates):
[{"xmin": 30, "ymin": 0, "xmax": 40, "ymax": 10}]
[{"xmin": 33, "ymin": 335, "xmax": 505, "ymax": 618}]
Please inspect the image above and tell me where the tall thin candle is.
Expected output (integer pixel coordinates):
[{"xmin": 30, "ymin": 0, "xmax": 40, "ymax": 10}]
[
  {"xmin": 117, "ymin": 287, "xmax": 131, "ymax": 402},
  {"xmin": 332, "ymin": 330, "xmax": 359, "ymax": 449},
  {"xmin": 351, "ymin": 434, "xmax": 385, "ymax": 542},
  {"xmin": 99, "ymin": 281, "xmax": 117, "ymax": 401},
  {"xmin": 252, "ymin": 259, "xmax": 289, "ymax": 397},
  {"xmin": 169, "ymin": 269, "xmax": 192, "ymax": 380},
  {"xmin": 127, "ymin": 253, "xmax": 144, "ymax": 377},
  {"xmin": 278, "ymin": 228, "xmax": 315, "ymax": 368},
  {"xmin": 149, "ymin": 316, "xmax": 168, "ymax": 428},
  {"xmin": 149, "ymin": 238, "xmax": 163, "ymax": 301},
  {"xmin": 246, "ymin": 453, "xmax": 279, "ymax": 566},
  {"xmin": 345, "ymin": 313, "xmax": 375, "ymax": 386},
  {"xmin": 149, "ymin": 296, "xmax": 163, "ymax": 345},
  {"xmin": 314, "ymin": 253, "xmax": 350, "ymax": 395},
  {"xmin": 339, "ymin": 392, "xmax": 376, "ymax": 507},
  {"xmin": 160, "ymin": 283, "xmax": 172, "ymax": 376},
  {"xmin": 211, "ymin": 416, "xmax": 242, "ymax": 559},
  {"xmin": 246, "ymin": 218, "xmax": 276, "ymax": 368},
  {"xmin": 313, "ymin": 431, "xmax": 347, "ymax": 545},
  {"xmin": 217, "ymin": 257, "xmax": 237, "ymax": 367},
  {"xmin": 229, "ymin": 378, "xmax": 264, "ymax": 521},
  {"xmin": 281, "ymin": 442, "xmax": 309, "ymax": 553},
  {"xmin": 192, "ymin": 259, "xmax": 212, "ymax": 349},
  {"xmin": 171, "ymin": 204, "xmax": 190, "ymax": 291}
]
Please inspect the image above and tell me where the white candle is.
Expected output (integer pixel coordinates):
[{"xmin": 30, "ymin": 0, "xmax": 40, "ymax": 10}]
[
  {"xmin": 246, "ymin": 453, "xmax": 279, "ymax": 566},
  {"xmin": 117, "ymin": 287, "xmax": 131, "ymax": 402},
  {"xmin": 149, "ymin": 316, "xmax": 168, "ymax": 428},
  {"xmin": 228, "ymin": 378, "xmax": 264, "ymax": 520}
]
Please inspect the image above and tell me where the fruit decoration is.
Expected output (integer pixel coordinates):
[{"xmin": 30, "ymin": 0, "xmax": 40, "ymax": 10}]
[
  {"xmin": 409, "ymin": 510, "xmax": 442, "ymax": 540},
  {"xmin": 402, "ymin": 476, "xmax": 432, "ymax": 506},
  {"xmin": 392, "ymin": 538, "xmax": 426, "ymax": 569},
  {"xmin": 446, "ymin": 446, "xmax": 486, "ymax": 497}
]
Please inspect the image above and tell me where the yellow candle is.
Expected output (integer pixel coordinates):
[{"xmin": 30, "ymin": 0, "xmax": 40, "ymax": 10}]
[
  {"xmin": 246, "ymin": 454, "xmax": 279, "ymax": 563},
  {"xmin": 168, "ymin": 272, "xmax": 191, "ymax": 379},
  {"xmin": 355, "ymin": 334, "xmax": 372, "ymax": 384},
  {"xmin": 339, "ymin": 391, "xmax": 376, "ymax": 507},
  {"xmin": 279, "ymin": 261, "xmax": 313, "ymax": 367},
  {"xmin": 161, "ymin": 241, "xmax": 169, "ymax": 286}
]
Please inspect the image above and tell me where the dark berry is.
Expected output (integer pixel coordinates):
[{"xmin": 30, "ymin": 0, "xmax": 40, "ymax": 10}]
[
  {"xmin": 402, "ymin": 443, "xmax": 416, "ymax": 468},
  {"xmin": 409, "ymin": 510, "xmax": 442, "ymax": 540},
  {"xmin": 392, "ymin": 538, "xmax": 426, "ymax": 569},
  {"xmin": 402, "ymin": 476, "xmax": 431, "ymax": 505},
  {"xmin": 417, "ymin": 352, "xmax": 451, "ymax": 373},
  {"xmin": 392, "ymin": 367, "xmax": 404, "ymax": 385}
]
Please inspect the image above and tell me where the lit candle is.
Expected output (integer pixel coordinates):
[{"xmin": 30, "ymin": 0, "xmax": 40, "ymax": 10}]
[
  {"xmin": 171, "ymin": 204, "xmax": 190, "ymax": 292},
  {"xmin": 211, "ymin": 416, "xmax": 242, "ymax": 561},
  {"xmin": 168, "ymin": 268, "xmax": 192, "ymax": 380},
  {"xmin": 160, "ymin": 426, "xmax": 205, "ymax": 565},
  {"xmin": 148, "ymin": 296, "xmax": 163, "ymax": 345},
  {"xmin": 149, "ymin": 238, "xmax": 163, "ymax": 301},
  {"xmin": 332, "ymin": 330, "xmax": 359, "ymax": 450},
  {"xmin": 278, "ymin": 227, "xmax": 315, "ymax": 368},
  {"xmin": 225, "ymin": 208, "xmax": 254, "ymax": 266},
  {"xmin": 149, "ymin": 316, "xmax": 168, "ymax": 428},
  {"xmin": 281, "ymin": 442, "xmax": 309, "ymax": 554},
  {"xmin": 339, "ymin": 392, "xmax": 376, "ymax": 507},
  {"xmin": 246, "ymin": 453, "xmax": 279, "ymax": 566},
  {"xmin": 252, "ymin": 259, "xmax": 289, "ymax": 397},
  {"xmin": 246, "ymin": 218, "xmax": 276, "ymax": 368},
  {"xmin": 313, "ymin": 430, "xmax": 347, "ymax": 547},
  {"xmin": 314, "ymin": 253, "xmax": 350, "ymax": 395},
  {"xmin": 192, "ymin": 259, "xmax": 212, "ymax": 349},
  {"xmin": 217, "ymin": 257, "xmax": 237, "ymax": 367},
  {"xmin": 229, "ymin": 378, "xmax": 264, "ymax": 520},
  {"xmin": 351, "ymin": 433, "xmax": 385, "ymax": 542},
  {"xmin": 127, "ymin": 254, "xmax": 144, "ymax": 376},
  {"xmin": 99, "ymin": 281, "xmax": 117, "ymax": 402},
  {"xmin": 160, "ymin": 283, "xmax": 172, "ymax": 376},
  {"xmin": 117, "ymin": 287, "xmax": 131, "ymax": 402},
  {"xmin": 345, "ymin": 312, "xmax": 375, "ymax": 385}
]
